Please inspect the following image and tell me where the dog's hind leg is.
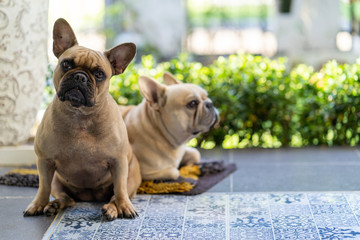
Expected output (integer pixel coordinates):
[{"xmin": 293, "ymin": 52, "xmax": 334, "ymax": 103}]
[
  {"xmin": 142, "ymin": 167, "xmax": 180, "ymax": 180},
  {"xmin": 43, "ymin": 173, "xmax": 75, "ymax": 216}
]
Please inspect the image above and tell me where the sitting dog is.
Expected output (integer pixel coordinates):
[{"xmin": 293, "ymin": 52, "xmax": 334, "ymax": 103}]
[
  {"xmin": 23, "ymin": 18, "xmax": 141, "ymax": 221},
  {"xmin": 120, "ymin": 72, "xmax": 219, "ymax": 180}
]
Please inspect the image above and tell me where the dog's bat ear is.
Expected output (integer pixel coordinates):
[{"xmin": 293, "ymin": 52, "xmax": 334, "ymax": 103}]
[
  {"xmin": 53, "ymin": 18, "xmax": 78, "ymax": 58},
  {"xmin": 105, "ymin": 43, "xmax": 136, "ymax": 75},
  {"xmin": 163, "ymin": 72, "xmax": 182, "ymax": 85},
  {"xmin": 138, "ymin": 76, "xmax": 166, "ymax": 110}
]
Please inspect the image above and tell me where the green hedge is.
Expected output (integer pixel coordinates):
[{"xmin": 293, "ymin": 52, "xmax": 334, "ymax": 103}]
[{"xmin": 108, "ymin": 54, "xmax": 360, "ymax": 149}]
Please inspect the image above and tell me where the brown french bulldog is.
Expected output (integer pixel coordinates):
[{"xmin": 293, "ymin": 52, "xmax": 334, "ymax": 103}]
[
  {"xmin": 23, "ymin": 18, "xmax": 141, "ymax": 221},
  {"xmin": 120, "ymin": 73, "xmax": 219, "ymax": 180}
]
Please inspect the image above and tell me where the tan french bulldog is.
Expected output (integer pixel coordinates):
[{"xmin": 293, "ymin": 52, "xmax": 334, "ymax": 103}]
[
  {"xmin": 120, "ymin": 73, "xmax": 219, "ymax": 180},
  {"xmin": 23, "ymin": 18, "xmax": 141, "ymax": 221}
]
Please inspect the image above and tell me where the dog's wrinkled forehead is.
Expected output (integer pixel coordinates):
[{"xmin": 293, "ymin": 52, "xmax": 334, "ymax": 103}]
[
  {"xmin": 62, "ymin": 46, "xmax": 111, "ymax": 73},
  {"xmin": 167, "ymin": 83, "xmax": 209, "ymax": 103},
  {"xmin": 179, "ymin": 84, "xmax": 208, "ymax": 98},
  {"xmin": 192, "ymin": 84, "xmax": 208, "ymax": 99}
]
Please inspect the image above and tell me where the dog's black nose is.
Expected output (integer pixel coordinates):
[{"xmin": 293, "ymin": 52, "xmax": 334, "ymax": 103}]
[
  {"xmin": 205, "ymin": 101, "xmax": 214, "ymax": 109},
  {"xmin": 74, "ymin": 72, "xmax": 88, "ymax": 84}
]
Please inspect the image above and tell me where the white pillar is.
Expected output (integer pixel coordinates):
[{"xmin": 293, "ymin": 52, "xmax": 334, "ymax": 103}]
[
  {"xmin": 0, "ymin": 0, "xmax": 49, "ymax": 145},
  {"xmin": 276, "ymin": 0, "xmax": 340, "ymax": 52}
]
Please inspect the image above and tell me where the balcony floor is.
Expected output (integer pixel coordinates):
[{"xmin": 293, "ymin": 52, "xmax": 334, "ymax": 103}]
[{"xmin": 2, "ymin": 147, "xmax": 360, "ymax": 239}]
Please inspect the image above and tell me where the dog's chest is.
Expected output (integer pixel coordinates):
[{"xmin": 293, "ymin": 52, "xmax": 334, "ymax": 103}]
[{"xmin": 54, "ymin": 142, "xmax": 113, "ymax": 188}]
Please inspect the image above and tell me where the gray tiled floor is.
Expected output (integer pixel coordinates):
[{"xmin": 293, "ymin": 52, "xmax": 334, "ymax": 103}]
[
  {"xmin": 228, "ymin": 147, "xmax": 360, "ymax": 192},
  {"xmin": 2, "ymin": 147, "xmax": 360, "ymax": 239}
]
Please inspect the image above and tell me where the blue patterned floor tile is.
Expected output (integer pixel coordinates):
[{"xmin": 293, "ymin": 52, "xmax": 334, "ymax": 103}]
[
  {"xmin": 272, "ymin": 215, "xmax": 316, "ymax": 228},
  {"xmin": 270, "ymin": 204, "xmax": 312, "ymax": 217},
  {"xmin": 229, "ymin": 193, "xmax": 268, "ymax": 216},
  {"xmin": 183, "ymin": 220, "xmax": 226, "ymax": 240},
  {"xmin": 145, "ymin": 195, "xmax": 186, "ymax": 218},
  {"xmin": 318, "ymin": 227, "xmax": 360, "ymax": 239},
  {"xmin": 269, "ymin": 193, "xmax": 308, "ymax": 205},
  {"xmin": 92, "ymin": 195, "xmax": 150, "ymax": 240},
  {"xmin": 48, "ymin": 203, "xmax": 103, "ymax": 240},
  {"xmin": 344, "ymin": 192, "xmax": 360, "ymax": 202},
  {"xmin": 311, "ymin": 204, "xmax": 353, "ymax": 215},
  {"xmin": 229, "ymin": 193, "xmax": 268, "ymax": 205},
  {"xmin": 138, "ymin": 226, "xmax": 183, "ymax": 240},
  {"xmin": 314, "ymin": 214, "xmax": 359, "ymax": 228},
  {"xmin": 186, "ymin": 206, "xmax": 226, "ymax": 219},
  {"xmin": 43, "ymin": 192, "xmax": 360, "ymax": 240},
  {"xmin": 138, "ymin": 217, "xmax": 184, "ymax": 240},
  {"xmin": 148, "ymin": 194, "xmax": 187, "ymax": 204},
  {"xmin": 50, "ymin": 230, "xmax": 98, "ymax": 240},
  {"xmin": 182, "ymin": 229, "xmax": 226, "ymax": 240},
  {"xmin": 308, "ymin": 193, "xmax": 347, "ymax": 205},
  {"xmin": 93, "ymin": 213, "xmax": 144, "ymax": 240},
  {"xmin": 146, "ymin": 205, "xmax": 185, "ymax": 217},
  {"xmin": 141, "ymin": 216, "xmax": 184, "ymax": 229},
  {"xmin": 273, "ymin": 227, "xmax": 320, "ymax": 240},
  {"xmin": 230, "ymin": 227, "xmax": 274, "ymax": 240},
  {"xmin": 186, "ymin": 195, "xmax": 226, "ymax": 219},
  {"xmin": 188, "ymin": 193, "xmax": 227, "ymax": 206},
  {"xmin": 132, "ymin": 195, "xmax": 151, "ymax": 207},
  {"xmin": 230, "ymin": 215, "xmax": 272, "ymax": 228},
  {"xmin": 230, "ymin": 206, "xmax": 269, "ymax": 216},
  {"xmin": 346, "ymin": 193, "xmax": 360, "ymax": 223},
  {"xmin": 93, "ymin": 220, "xmax": 141, "ymax": 240},
  {"xmin": 184, "ymin": 216, "xmax": 224, "ymax": 225}
]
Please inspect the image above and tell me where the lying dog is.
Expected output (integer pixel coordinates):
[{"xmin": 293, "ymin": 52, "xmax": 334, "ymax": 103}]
[
  {"xmin": 24, "ymin": 18, "xmax": 141, "ymax": 220},
  {"xmin": 120, "ymin": 72, "xmax": 219, "ymax": 180}
]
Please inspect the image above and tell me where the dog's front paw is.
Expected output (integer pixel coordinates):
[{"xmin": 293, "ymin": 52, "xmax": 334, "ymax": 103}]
[
  {"xmin": 115, "ymin": 199, "xmax": 138, "ymax": 219},
  {"xmin": 102, "ymin": 202, "xmax": 118, "ymax": 221},
  {"xmin": 44, "ymin": 197, "xmax": 75, "ymax": 216},
  {"xmin": 23, "ymin": 202, "xmax": 47, "ymax": 217}
]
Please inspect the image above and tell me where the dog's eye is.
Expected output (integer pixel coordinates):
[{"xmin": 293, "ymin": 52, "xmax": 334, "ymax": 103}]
[
  {"xmin": 94, "ymin": 70, "xmax": 106, "ymax": 81},
  {"xmin": 61, "ymin": 60, "xmax": 73, "ymax": 72},
  {"xmin": 186, "ymin": 100, "xmax": 199, "ymax": 109}
]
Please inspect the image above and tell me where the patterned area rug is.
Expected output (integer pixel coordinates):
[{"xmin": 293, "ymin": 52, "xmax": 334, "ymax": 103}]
[
  {"xmin": 0, "ymin": 160, "xmax": 236, "ymax": 195},
  {"xmin": 43, "ymin": 192, "xmax": 360, "ymax": 240}
]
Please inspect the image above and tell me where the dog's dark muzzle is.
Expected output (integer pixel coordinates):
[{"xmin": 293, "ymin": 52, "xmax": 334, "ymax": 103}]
[
  {"xmin": 204, "ymin": 100, "xmax": 219, "ymax": 129},
  {"xmin": 57, "ymin": 71, "xmax": 94, "ymax": 108},
  {"xmin": 210, "ymin": 108, "xmax": 219, "ymax": 129}
]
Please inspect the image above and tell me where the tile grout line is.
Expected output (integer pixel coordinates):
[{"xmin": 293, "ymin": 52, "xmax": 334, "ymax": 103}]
[
  {"xmin": 91, "ymin": 204, "xmax": 103, "ymax": 240},
  {"xmin": 180, "ymin": 196, "xmax": 189, "ymax": 240},
  {"xmin": 267, "ymin": 193, "xmax": 277, "ymax": 240},
  {"xmin": 225, "ymin": 193, "xmax": 230, "ymax": 240},
  {"xmin": 344, "ymin": 193, "xmax": 360, "ymax": 226},
  {"xmin": 42, "ymin": 209, "xmax": 67, "ymax": 240},
  {"xmin": 306, "ymin": 193, "xmax": 322, "ymax": 240},
  {"xmin": 135, "ymin": 195, "xmax": 151, "ymax": 240},
  {"xmin": 229, "ymin": 150, "xmax": 234, "ymax": 192}
]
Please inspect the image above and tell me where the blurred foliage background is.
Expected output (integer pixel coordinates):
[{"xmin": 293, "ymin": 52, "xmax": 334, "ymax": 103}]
[
  {"xmin": 44, "ymin": 53, "xmax": 360, "ymax": 149},
  {"xmin": 42, "ymin": 1, "xmax": 360, "ymax": 150}
]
